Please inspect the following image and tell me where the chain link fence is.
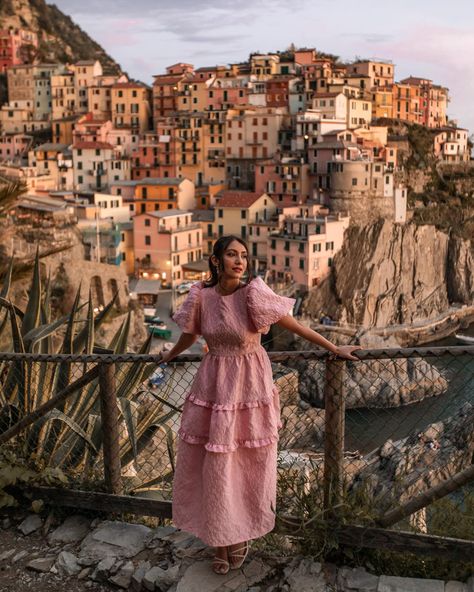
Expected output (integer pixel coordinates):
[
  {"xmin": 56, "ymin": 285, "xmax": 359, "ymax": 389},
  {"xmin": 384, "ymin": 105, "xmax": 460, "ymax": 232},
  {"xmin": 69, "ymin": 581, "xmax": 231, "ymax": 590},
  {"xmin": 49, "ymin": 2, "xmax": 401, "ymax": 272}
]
[{"xmin": 0, "ymin": 347, "xmax": 473, "ymax": 544}]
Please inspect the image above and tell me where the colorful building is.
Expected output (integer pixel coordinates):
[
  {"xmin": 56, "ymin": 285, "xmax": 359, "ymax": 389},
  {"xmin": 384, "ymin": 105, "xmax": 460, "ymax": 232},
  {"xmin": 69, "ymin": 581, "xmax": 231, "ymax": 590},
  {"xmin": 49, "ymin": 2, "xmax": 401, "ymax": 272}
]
[
  {"xmin": 133, "ymin": 209, "xmax": 203, "ymax": 285},
  {"xmin": 0, "ymin": 28, "xmax": 38, "ymax": 72},
  {"xmin": 111, "ymin": 81, "xmax": 152, "ymax": 134},
  {"xmin": 125, "ymin": 177, "xmax": 195, "ymax": 216},
  {"xmin": 267, "ymin": 203, "xmax": 350, "ymax": 290},
  {"xmin": 214, "ymin": 190, "xmax": 276, "ymax": 242}
]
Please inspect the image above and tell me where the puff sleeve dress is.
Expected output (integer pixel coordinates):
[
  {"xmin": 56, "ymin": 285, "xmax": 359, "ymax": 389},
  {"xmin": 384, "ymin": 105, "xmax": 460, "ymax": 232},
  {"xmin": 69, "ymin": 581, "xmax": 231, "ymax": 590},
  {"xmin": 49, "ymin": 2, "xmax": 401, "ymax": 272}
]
[{"xmin": 170, "ymin": 277, "xmax": 296, "ymax": 547}]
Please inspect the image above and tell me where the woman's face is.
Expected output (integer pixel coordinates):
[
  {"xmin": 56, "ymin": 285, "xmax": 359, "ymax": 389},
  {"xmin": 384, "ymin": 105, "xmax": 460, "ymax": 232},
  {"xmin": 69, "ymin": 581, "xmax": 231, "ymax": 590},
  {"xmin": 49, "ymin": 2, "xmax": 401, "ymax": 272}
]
[{"xmin": 217, "ymin": 240, "xmax": 248, "ymax": 279}]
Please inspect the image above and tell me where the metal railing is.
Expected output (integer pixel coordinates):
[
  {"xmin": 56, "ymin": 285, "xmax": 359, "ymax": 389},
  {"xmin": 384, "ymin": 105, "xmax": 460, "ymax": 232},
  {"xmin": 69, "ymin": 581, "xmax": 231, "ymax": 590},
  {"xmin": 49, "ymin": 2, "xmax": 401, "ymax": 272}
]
[{"xmin": 0, "ymin": 346, "xmax": 473, "ymax": 556}]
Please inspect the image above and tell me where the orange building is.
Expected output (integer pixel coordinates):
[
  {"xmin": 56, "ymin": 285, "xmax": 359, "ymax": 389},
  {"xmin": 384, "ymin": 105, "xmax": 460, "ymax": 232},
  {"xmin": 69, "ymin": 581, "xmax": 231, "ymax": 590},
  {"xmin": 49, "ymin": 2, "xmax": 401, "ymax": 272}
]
[
  {"xmin": 400, "ymin": 77, "xmax": 448, "ymax": 128},
  {"xmin": 392, "ymin": 83, "xmax": 422, "ymax": 124},
  {"xmin": 126, "ymin": 177, "xmax": 195, "ymax": 216}
]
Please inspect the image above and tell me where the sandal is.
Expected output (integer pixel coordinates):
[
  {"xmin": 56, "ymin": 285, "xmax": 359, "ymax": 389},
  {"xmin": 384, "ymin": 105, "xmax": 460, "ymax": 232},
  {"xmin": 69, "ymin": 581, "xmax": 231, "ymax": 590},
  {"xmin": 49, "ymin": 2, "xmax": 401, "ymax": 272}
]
[
  {"xmin": 228, "ymin": 541, "xmax": 249, "ymax": 570},
  {"xmin": 212, "ymin": 555, "xmax": 230, "ymax": 575}
]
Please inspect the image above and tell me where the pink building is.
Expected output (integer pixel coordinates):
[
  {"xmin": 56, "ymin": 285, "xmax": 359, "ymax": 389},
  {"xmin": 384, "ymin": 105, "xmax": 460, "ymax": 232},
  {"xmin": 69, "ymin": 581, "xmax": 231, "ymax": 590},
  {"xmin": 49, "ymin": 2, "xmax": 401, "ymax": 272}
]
[
  {"xmin": 254, "ymin": 157, "xmax": 311, "ymax": 207},
  {"xmin": 208, "ymin": 76, "xmax": 248, "ymax": 111},
  {"xmin": 0, "ymin": 133, "xmax": 32, "ymax": 163},
  {"xmin": 0, "ymin": 29, "xmax": 38, "ymax": 72},
  {"xmin": 131, "ymin": 127, "xmax": 179, "ymax": 181},
  {"xmin": 433, "ymin": 127, "xmax": 470, "ymax": 163},
  {"xmin": 133, "ymin": 209, "xmax": 203, "ymax": 285},
  {"xmin": 267, "ymin": 203, "xmax": 350, "ymax": 290}
]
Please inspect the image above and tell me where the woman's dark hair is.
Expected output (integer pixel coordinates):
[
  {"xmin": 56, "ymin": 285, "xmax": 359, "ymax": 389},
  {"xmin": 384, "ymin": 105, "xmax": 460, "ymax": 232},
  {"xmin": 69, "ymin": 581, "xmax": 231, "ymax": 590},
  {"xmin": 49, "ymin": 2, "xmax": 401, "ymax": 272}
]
[{"xmin": 202, "ymin": 235, "xmax": 256, "ymax": 288}]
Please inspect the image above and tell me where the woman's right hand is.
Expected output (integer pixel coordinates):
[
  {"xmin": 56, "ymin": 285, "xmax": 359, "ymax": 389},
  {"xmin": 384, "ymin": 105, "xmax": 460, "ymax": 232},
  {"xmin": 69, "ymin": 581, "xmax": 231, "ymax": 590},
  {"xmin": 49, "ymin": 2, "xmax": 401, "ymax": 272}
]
[{"xmin": 159, "ymin": 346, "xmax": 173, "ymax": 364}]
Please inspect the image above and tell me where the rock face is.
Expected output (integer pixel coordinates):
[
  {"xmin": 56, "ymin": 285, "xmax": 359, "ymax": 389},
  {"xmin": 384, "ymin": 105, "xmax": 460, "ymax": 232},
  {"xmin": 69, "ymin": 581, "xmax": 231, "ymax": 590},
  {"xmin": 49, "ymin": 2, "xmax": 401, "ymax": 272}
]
[
  {"xmin": 352, "ymin": 402, "xmax": 474, "ymax": 508},
  {"xmin": 284, "ymin": 357, "xmax": 448, "ymax": 409},
  {"xmin": 0, "ymin": 0, "xmax": 121, "ymax": 73},
  {"xmin": 448, "ymin": 236, "xmax": 474, "ymax": 304},
  {"xmin": 303, "ymin": 220, "xmax": 474, "ymax": 329}
]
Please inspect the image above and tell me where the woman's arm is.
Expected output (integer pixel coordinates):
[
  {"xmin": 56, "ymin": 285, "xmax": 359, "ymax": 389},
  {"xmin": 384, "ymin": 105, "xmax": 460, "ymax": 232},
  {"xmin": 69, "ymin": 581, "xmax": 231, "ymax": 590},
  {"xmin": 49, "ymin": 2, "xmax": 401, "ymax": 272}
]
[
  {"xmin": 276, "ymin": 315, "xmax": 361, "ymax": 360},
  {"xmin": 160, "ymin": 332, "xmax": 199, "ymax": 363}
]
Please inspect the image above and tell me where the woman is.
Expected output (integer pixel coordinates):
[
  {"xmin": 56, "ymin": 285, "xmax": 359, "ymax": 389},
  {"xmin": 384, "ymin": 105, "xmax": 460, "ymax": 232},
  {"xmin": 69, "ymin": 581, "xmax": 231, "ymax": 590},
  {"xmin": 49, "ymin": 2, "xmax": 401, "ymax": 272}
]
[{"xmin": 159, "ymin": 235, "xmax": 360, "ymax": 575}]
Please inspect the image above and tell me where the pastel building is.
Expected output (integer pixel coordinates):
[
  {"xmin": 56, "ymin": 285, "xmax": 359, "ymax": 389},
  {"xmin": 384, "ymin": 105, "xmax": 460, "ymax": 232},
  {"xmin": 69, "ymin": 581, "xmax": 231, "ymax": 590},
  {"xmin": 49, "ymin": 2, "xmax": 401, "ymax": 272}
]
[
  {"xmin": 133, "ymin": 209, "xmax": 203, "ymax": 284},
  {"xmin": 267, "ymin": 203, "xmax": 350, "ymax": 290},
  {"xmin": 152, "ymin": 63, "xmax": 193, "ymax": 120},
  {"xmin": 7, "ymin": 63, "xmax": 61, "ymax": 121},
  {"xmin": 392, "ymin": 83, "xmax": 421, "ymax": 125},
  {"xmin": 399, "ymin": 77, "xmax": 448, "ymax": 128},
  {"xmin": 0, "ymin": 28, "xmax": 38, "ymax": 72},
  {"xmin": 73, "ymin": 59, "xmax": 103, "ymax": 113},
  {"xmin": 433, "ymin": 127, "xmax": 470, "ymax": 163},
  {"xmin": 312, "ymin": 92, "xmax": 372, "ymax": 128},
  {"xmin": 214, "ymin": 190, "xmax": 276, "ymax": 242},
  {"xmin": 72, "ymin": 141, "xmax": 131, "ymax": 191},
  {"xmin": 250, "ymin": 54, "xmax": 280, "ymax": 79},
  {"xmin": 124, "ymin": 177, "xmax": 195, "ymax": 216},
  {"xmin": 371, "ymin": 87, "xmax": 393, "ymax": 119},
  {"xmin": 0, "ymin": 103, "xmax": 49, "ymax": 133},
  {"xmin": 111, "ymin": 81, "xmax": 152, "ymax": 134},
  {"xmin": 73, "ymin": 192, "xmax": 131, "ymax": 223},
  {"xmin": 29, "ymin": 142, "xmax": 73, "ymax": 190},
  {"xmin": 0, "ymin": 133, "xmax": 32, "ymax": 163},
  {"xmin": 208, "ymin": 75, "xmax": 248, "ymax": 111},
  {"xmin": 254, "ymin": 157, "xmax": 312, "ymax": 207},
  {"xmin": 346, "ymin": 60, "xmax": 395, "ymax": 88},
  {"xmin": 51, "ymin": 70, "xmax": 76, "ymax": 120},
  {"xmin": 226, "ymin": 106, "xmax": 289, "ymax": 188}
]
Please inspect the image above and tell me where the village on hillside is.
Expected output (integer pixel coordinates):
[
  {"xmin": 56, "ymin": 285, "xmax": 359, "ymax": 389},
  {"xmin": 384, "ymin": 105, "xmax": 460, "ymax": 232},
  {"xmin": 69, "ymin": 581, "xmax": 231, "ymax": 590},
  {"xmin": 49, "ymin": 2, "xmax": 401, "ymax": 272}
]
[{"xmin": 0, "ymin": 27, "xmax": 471, "ymax": 303}]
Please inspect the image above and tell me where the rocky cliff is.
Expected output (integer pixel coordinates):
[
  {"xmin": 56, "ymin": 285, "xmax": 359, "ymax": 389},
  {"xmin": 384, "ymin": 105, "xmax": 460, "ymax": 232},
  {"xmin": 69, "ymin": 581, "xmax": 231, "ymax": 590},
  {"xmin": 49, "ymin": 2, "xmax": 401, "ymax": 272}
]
[
  {"xmin": 303, "ymin": 220, "xmax": 474, "ymax": 330},
  {"xmin": 0, "ymin": 0, "xmax": 121, "ymax": 73},
  {"xmin": 352, "ymin": 402, "xmax": 474, "ymax": 511}
]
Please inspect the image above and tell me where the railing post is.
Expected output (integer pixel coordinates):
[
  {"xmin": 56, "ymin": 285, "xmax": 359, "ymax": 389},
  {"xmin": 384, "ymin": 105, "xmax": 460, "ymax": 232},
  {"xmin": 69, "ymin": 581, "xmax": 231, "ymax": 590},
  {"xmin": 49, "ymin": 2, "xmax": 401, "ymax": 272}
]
[
  {"xmin": 323, "ymin": 358, "xmax": 346, "ymax": 513},
  {"xmin": 99, "ymin": 361, "xmax": 123, "ymax": 495}
]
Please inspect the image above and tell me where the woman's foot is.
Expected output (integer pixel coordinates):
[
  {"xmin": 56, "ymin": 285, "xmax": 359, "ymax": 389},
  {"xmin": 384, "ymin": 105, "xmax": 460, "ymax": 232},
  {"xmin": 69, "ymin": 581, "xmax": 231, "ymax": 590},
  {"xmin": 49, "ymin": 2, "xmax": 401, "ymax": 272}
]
[
  {"xmin": 212, "ymin": 546, "xmax": 230, "ymax": 575},
  {"xmin": 228, "ymin": 540, "xmax": 249, "ymax": 570}
]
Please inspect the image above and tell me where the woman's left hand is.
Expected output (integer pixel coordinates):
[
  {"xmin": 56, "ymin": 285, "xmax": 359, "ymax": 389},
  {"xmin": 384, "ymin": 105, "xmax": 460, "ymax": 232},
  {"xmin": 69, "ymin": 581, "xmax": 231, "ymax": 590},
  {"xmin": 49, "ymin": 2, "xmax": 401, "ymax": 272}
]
[{"xmin": 332, "ymin": 345, "xmax": 362, "ymax": 361}]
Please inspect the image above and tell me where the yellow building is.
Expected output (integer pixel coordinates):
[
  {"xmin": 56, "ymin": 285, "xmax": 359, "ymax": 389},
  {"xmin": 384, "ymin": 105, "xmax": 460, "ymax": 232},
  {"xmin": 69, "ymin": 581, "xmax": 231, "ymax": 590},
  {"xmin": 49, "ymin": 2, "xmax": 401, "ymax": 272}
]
[
  {"xmin": 250, "ymin": 54, "xmax": 280, "ymax": 79},
  {"xmin": 202, "ymin": 111, "xmax": 226, "ymax": 185},
  {"xmin": 392, "ymin": 83, "xmax": 421, "ymax": 124},
  {"xmin": 176, "ymin": 74, "xmax": 213, "ymax": 112},
  {"xmin": 346, "ymin": 60, "xmax": 395, "ymax": 88},
  {"xmin": 214, "ymin": 190, "xmax": 276, "ymax": 242},
  {"xmin": 371, "ymin": 87, "xmax": 393, "ymax": 119},
  {"xmin": 51, "ymin": 71, "xmax": 76, "ymax": 120},
  {"xmin": 73, "ymin": 59, "xmax": 103, "ymax": 113},
  {"xmin": 111, "ymin": 81, "xmax": 152, "ymax": 134}
]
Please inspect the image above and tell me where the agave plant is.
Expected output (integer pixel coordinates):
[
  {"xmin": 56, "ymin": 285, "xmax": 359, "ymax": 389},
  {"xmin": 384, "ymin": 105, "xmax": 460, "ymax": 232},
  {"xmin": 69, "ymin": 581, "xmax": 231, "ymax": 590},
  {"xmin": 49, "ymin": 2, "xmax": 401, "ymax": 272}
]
[{"xmin": 0, "ymin": 253, "xmax": 178, "ymax": 492}]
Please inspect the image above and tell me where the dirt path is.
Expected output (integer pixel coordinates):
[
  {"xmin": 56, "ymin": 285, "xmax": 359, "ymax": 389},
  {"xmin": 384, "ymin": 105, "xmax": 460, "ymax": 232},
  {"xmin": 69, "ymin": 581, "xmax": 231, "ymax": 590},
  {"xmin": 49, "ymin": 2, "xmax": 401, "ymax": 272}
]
[{"xmin": 0, "ymin": 526, "xmax": 110, "ymax": 592}]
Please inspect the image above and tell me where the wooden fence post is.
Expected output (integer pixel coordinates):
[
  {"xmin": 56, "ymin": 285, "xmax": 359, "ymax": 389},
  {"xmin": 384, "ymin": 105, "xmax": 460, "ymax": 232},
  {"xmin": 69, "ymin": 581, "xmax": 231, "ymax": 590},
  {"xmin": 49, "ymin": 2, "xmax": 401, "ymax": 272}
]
[
  {"xmin": 323, "ymin": 358, "xmax": 346, "ymax": 512},
  {"xmin": 99, "ymin": 362, "xmax": 123, "ymax": 495}
]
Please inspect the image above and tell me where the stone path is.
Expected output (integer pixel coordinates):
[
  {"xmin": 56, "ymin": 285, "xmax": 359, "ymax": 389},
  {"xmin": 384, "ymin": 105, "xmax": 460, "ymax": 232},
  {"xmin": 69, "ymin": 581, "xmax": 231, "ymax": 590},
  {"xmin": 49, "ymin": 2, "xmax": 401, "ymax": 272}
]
[{"xmin": 0, "ymin": 511, "xmax": 472, "ymax": 592}]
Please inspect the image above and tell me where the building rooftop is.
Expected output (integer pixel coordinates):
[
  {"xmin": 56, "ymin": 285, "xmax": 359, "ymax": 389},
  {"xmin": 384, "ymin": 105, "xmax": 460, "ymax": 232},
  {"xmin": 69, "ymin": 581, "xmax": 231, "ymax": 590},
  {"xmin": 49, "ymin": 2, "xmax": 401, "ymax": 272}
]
[
  {"xmin": 136, "ymin": 209, "xmax": 191, "ymax": 219},
  {"xmin": 192, "ymin": 209, "xmax": 214, "ymax": 222},
  {"xmin": 216, "ymin": 191, "xmax": 267, "ymax": 208},
  {"xmin": 112, "ymin": 81, "xmax": 150, "ymax": 89},
  {"xmin": 33, "ymin": 142, "xmax": 70, "ymax": 152},
  {"xmin": 73, "ymin": 141, "xmax": 114, "ymax": 150},
  {"xmin": 135, "ymin": 177, "xmax": 187, "ymax": 186}
]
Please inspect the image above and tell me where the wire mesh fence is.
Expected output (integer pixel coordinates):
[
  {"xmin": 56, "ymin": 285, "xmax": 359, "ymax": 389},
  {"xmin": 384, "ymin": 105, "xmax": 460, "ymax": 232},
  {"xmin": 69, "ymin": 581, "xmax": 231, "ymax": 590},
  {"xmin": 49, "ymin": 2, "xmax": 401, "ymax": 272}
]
[{"xmin": 0, "ymin": 347, "xmax": 473, "ymax": 544}]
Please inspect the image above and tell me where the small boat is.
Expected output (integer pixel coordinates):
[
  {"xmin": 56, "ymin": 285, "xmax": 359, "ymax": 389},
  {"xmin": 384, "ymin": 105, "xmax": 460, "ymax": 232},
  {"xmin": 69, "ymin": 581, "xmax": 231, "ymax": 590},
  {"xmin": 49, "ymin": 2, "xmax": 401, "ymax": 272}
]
[{"xmin": 454, "ymin": 333, "xmax": 474, "ymax": 344}]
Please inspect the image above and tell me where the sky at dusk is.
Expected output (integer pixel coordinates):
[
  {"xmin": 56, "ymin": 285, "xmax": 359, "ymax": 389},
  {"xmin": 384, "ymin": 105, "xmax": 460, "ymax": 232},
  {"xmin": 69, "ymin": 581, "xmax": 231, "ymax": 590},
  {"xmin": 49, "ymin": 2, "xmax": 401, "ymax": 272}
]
[{"xmin": 53, "ymin": 0, "xmax": 474, "ymax": 133}]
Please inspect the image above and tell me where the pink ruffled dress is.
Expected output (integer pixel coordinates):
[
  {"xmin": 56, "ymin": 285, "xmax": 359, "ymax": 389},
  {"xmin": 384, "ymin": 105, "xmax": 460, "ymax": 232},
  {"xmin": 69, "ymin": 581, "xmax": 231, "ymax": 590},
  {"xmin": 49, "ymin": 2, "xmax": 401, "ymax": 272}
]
[{"xmin": 170, "ymin": 276, "xmax": 296, "ymax": 547}]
